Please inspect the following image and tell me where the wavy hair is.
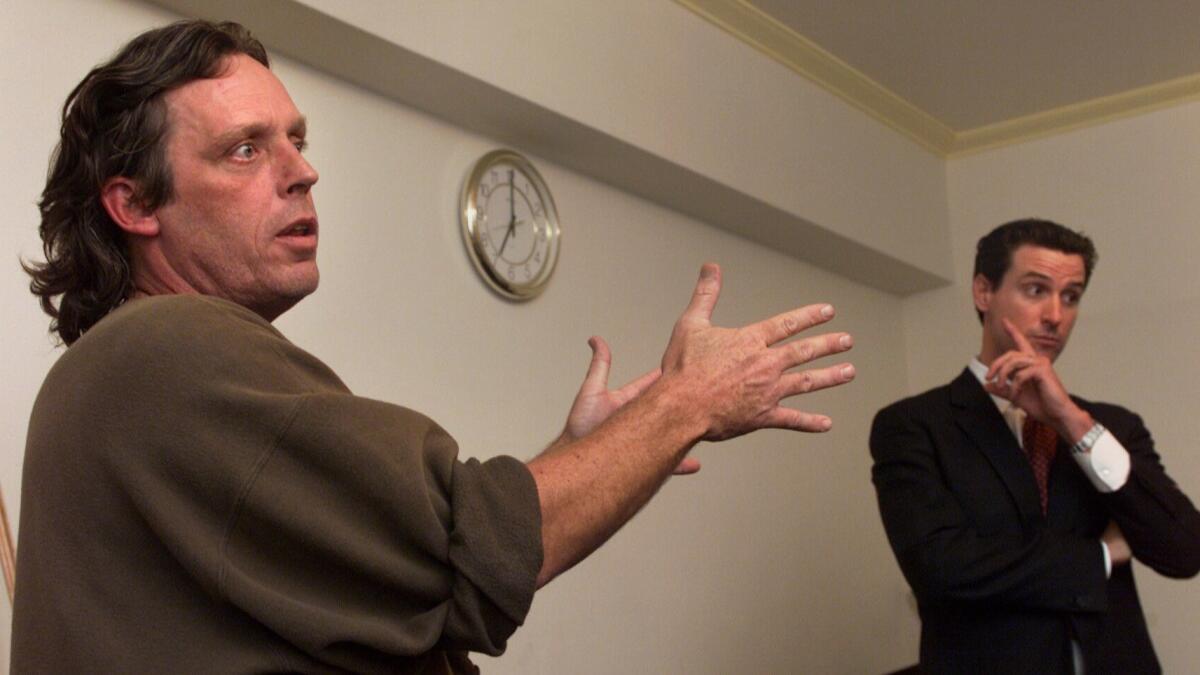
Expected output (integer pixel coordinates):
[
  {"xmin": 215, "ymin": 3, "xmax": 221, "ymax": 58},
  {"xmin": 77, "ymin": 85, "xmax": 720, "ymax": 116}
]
[{"xmin": 23, "ymin": 20, "xmax": 268, "ymax": 344}]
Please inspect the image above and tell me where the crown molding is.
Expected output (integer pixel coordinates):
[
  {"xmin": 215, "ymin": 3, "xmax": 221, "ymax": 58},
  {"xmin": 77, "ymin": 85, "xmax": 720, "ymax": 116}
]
[
  {"xmin": 676, "ymin": 0, "xmax": 1200, "ymax": 159},
  {"xmin": 949, "ymin": 72, "xmax": 1200, "ymax": 157},
  {"xmin": 674, "ymin": 0, "xmax": 955, "ymax": 155}
]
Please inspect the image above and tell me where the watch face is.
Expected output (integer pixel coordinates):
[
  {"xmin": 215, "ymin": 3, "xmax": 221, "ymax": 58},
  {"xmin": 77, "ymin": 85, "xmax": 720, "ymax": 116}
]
[{"xmin": 461, "ymin": 150, "xmax": 560, "ymax": 299}]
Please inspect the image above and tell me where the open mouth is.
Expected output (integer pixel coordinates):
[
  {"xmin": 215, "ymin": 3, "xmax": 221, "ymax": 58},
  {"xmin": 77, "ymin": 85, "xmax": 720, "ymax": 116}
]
[{"xmin": 280, "ymin": 219, "xmax": 317, "ymax": 237}]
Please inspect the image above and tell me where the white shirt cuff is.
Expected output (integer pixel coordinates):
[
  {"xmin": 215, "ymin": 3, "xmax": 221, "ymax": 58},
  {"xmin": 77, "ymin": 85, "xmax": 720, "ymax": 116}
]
[
  {"xmin": 1101, "ymin": 540, "xmax": 1112, "ymax": 578},
  {"xmin": 1072, "ymin": 429, "xmax": 1130, "ymax": 492}
]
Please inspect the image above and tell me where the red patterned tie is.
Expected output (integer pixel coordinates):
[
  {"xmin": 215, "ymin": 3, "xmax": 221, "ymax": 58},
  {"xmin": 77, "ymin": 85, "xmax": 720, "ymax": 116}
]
[{"xmin": 1022, "ymin": 418, "xmax": 1058, "ymax": 514}]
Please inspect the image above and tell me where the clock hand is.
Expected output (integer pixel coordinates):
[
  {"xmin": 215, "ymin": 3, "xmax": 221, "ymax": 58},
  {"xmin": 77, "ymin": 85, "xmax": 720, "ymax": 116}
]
[
  {"xmin": 508, "ymin": 169, "xmax": 515, "ymax": 228},
  {"xmin": 499, "ymin": 170, "xmax": 518, "ymax": 257},
  {"xmin": 498, "ymin": 219, "xmax": 515, "ymax": 257}
]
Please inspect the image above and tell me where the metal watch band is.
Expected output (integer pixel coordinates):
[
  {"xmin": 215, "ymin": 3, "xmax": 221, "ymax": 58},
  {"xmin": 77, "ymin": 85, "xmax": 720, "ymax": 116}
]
[{"xmin": 1070, "ymin": 423, "xmax": 1107, "ymax": 455}]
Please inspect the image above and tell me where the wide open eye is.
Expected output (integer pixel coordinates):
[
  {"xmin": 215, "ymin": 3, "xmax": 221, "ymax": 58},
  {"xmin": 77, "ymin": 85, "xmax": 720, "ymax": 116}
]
[
  {"xmin": 1022, "ymin": 283, "xmax": 1046, "ymax": 298},
  {"xmin": 232, "ymin": 143, "xmax": 257, "ymax": 160}
]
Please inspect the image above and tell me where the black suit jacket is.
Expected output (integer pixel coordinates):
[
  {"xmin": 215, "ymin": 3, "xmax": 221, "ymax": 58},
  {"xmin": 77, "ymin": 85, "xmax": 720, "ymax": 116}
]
[{"xmin": 870, "ymin": 369, "xmax": 1200, "ymax": 674}]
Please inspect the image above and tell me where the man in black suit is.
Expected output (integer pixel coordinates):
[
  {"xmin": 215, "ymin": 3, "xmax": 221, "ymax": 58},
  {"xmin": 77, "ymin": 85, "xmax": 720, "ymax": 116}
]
[{"xmin": 871, "ymin": 218, "xmax": 1200, "ymax": 674}]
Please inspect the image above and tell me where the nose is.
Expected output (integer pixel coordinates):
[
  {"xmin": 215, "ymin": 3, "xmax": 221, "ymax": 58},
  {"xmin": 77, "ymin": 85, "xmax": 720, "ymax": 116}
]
[
  {"xmin": 1042, "ymin": 296, "xmax": 1062, "ymax": 327},
  {"xmin": 283, "ymin": 144, "xmax": 319, "ymax": 196}
]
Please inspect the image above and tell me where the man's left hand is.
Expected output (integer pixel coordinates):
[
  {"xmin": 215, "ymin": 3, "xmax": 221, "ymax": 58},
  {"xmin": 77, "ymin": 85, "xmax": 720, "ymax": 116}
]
[
  {"xmin": 557, "ymin": 336, "xmax": 700, "ymax": 474},
  {"xmin": 1103, "ymin": 520, "xmax": 1132, "ymax": 567},
  {"xmin": 985, "ymin": 318, "xmax": 1094, "ymax": 442}
]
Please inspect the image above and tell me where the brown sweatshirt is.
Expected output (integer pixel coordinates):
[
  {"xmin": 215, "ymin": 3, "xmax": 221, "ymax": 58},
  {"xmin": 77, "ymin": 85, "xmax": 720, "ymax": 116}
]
[{"xmin": 13, "ymin": 295, "xmax": 542, "ymax": 674}]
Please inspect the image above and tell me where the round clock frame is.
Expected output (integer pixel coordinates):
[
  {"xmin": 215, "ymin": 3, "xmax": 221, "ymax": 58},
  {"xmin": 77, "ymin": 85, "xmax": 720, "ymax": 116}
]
[{"xmin": 459, "ymin": 149, "xmax": 561, "ymax": 300}]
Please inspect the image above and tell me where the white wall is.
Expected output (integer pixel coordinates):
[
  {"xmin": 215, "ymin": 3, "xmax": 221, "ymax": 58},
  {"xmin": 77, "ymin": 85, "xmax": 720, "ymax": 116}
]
[
  {"xmin": 291, "ymin": 0, "xmax": 953, "ymax": 283},
  {"xmin": 903, "ymin": 100, "xmax": 1200, "ymax": 671},
  {"xmin": 276, "ymin": 63, "xmax": 920, "ymax": 671},
  {"xmin": 1, "ymin": 0, "xmax": 923, "ymax": 672}
]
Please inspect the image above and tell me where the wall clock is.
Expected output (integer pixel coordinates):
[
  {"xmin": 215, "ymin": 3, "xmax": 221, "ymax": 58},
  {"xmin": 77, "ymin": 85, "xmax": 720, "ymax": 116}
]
[{"xmin": 460, "ymin": 149, "xmax": 561, "ymax": 300}]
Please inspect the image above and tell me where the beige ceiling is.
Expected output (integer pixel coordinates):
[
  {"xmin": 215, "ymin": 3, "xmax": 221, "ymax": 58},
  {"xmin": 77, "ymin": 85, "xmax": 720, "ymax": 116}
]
[{"xmin": 678, "ymin": 0, "xmax": 1200, "ymax": 156}]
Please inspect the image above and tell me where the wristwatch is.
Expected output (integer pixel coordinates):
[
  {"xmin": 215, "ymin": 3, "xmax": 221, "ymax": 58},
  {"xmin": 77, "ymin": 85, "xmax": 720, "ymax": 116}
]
[{"xmin": 1070, "ymin": 423, "xmax": 1107, "ymax": 455}]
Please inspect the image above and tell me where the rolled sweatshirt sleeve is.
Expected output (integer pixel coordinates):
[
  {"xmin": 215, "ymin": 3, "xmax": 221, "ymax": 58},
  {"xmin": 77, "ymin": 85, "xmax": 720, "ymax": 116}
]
[{"xmin": 220, "ymin": 395, "xmax": 542, "ymax": 665}]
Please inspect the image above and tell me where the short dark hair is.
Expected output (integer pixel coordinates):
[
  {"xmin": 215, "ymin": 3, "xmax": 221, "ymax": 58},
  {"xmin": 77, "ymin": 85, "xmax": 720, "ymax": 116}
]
[
  {"xmin": 23, "ymin": 20, "xmax": 269, "ymax": 345},
  {"xmin": 973, "ymin": 218, "xmax": 1098, "ymax": 322}
]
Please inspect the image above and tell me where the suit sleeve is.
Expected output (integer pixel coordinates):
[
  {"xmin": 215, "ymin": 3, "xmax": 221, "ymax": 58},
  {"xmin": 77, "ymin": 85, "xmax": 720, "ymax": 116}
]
[
  {"xmin": 1096, "ymin": 405, "xmax": 1200, "ymax": 578},
  {"xmin": 870, "ymin": 401, "xmax": 1107, "ymax": 612}
]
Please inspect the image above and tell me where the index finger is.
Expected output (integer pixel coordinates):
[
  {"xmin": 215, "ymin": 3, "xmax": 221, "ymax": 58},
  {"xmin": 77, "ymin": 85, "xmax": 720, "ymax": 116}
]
[
  {"xmin": 1002, "ymin": 317, "xmax": 1035, "ymax": 353},
  {"xmin": 750, "ymin": 303, "xmax": 836, "ymax": 346}
]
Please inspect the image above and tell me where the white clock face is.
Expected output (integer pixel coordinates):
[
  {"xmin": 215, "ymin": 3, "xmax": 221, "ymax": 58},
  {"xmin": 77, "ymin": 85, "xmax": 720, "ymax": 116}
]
[
  {"xmin": 476, "ymin": 164, "xmax": 551, "ymax": 283},
  {"xmin": 461, "ymin": 151, "xmax": 560, "ymax": 299}
]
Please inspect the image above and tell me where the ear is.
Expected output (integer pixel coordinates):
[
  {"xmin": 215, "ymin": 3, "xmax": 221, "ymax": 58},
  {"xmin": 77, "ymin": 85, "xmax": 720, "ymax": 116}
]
[
  {"xmin": 972, "ymin": 274, "xmax": 993, "ymax": 316},
  {"xmin": 100, "ymin": 177, "xmax": 159, "ymax": 237}
]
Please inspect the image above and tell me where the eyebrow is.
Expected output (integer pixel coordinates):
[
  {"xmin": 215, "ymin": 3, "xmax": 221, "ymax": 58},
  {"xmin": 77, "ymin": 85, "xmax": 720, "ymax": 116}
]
[
  {"xmin": 1018, "ymin": 271, "xmax": 1085, "ymax": 288},
  {"xmin": 210, "ymin": 115, "xmax": 308, "ymax": 152}
]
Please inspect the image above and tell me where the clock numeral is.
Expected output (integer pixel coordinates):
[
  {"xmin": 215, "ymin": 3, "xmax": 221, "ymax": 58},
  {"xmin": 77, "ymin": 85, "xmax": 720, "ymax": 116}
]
[
  {"xmin": 533, "ymin": 251, "xmax": 542, "ymax": 264},
  {"xmin": 506, "ymin": 265, "xmax": 515, "ymax": 280},
  {"xmin": 523, "ymin": 264, "xmax": 532, "ymax": 280}
]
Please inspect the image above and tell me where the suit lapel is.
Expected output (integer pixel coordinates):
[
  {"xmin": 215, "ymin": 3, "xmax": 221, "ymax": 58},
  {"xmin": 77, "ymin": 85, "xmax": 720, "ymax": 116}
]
[{"xmin": 949, "ymin": 368, "xmax": 1044, "ymax": 523}]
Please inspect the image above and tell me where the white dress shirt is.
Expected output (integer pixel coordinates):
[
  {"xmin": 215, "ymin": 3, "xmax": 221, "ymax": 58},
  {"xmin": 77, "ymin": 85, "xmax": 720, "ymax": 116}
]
[{"xmin": 967, "ymin": 358, "xmax": 1130, "ymax": 492}]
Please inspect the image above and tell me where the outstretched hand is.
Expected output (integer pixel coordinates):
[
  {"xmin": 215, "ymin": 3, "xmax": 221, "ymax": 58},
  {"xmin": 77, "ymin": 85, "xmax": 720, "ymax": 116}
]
[
  {"xmin": 562, "ymin": 336, "xmax": 700, "ymax": 474},
  {"xmin": 659, "ymin": 263, "xmax": 855, "ymax": 441},
  {"xmin": 529, "ymin": 262, "xmax": 853, "ymax": 588}
]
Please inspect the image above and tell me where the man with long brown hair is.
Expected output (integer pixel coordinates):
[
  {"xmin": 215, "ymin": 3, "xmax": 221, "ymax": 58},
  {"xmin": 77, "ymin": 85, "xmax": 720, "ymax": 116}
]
[{"xmin": 16, "ymin": 20, "xmax": 855, "ymax": 673}]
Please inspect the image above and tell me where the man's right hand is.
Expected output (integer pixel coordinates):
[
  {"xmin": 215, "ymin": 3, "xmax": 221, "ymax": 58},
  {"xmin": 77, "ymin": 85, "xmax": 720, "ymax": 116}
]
[
  {"xmin": 985, "ymin": 318, "xmax": 1095, "ymax": 444},
  {"xmin": 657, "ymin": 262, "xmax": 855, "ymax": 441}
]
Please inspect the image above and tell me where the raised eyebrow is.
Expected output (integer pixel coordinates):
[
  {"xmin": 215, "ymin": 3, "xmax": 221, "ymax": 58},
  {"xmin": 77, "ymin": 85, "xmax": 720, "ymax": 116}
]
[
  {"xmin": 1017, "ymin": 272, "xmax": 1052, "ymax": 283},
  {"xmin": 211, "ymin": 123, "xmax": 270, "ymax": 153},
  {"xmin": 290, "ymin": 115, "xmax": 308, "ymax": 138},
  {"xmin": 1018, "ymin": 272, "xmax": 1084, "ymax": 288},
  {"xmin": 210, "ymin": 117, "xmax": 307, "ymax": 152}
]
